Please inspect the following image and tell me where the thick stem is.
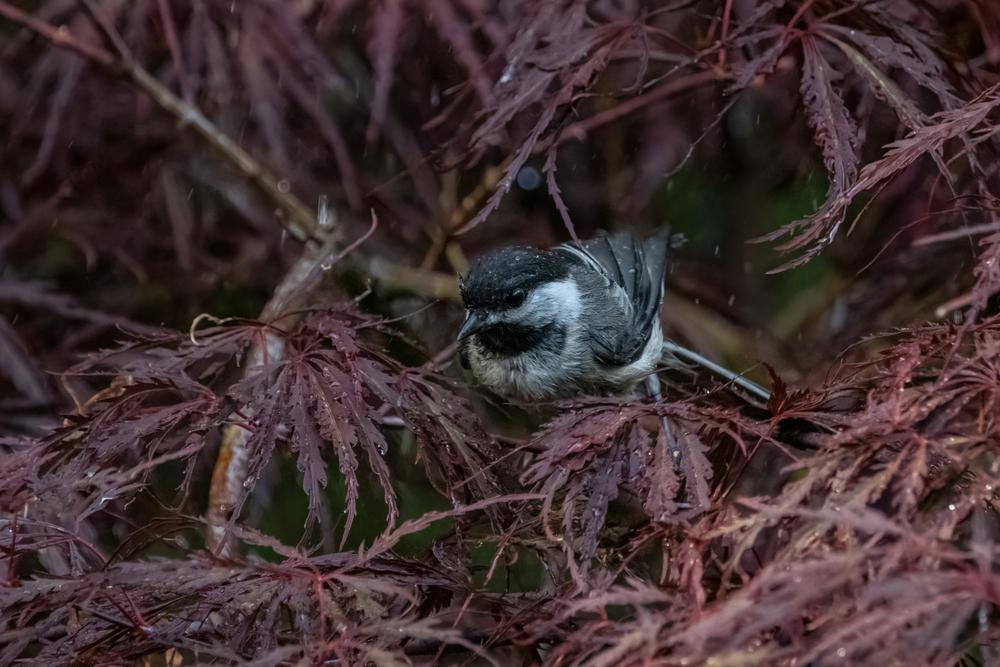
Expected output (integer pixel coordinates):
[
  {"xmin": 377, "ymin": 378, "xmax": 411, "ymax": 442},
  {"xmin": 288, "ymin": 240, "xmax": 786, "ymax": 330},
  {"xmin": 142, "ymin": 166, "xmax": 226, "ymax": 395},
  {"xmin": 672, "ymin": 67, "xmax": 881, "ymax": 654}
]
[
  {"xmin": 205, "ymin": 332, "xmax": 286, "ymax": 556},
  {"xmin": 205, "ymin": 250, "xmax": 341, "ymax": 554},
  {"xmin": 206, "ymin": 207, "xmax": 343, "ymax": 556}
]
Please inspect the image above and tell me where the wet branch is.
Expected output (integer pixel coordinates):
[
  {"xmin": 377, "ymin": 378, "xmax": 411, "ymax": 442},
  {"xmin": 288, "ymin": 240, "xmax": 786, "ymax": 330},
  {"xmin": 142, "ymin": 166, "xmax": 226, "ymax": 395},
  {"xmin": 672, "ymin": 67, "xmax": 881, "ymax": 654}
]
[{"xmin": 205, "ymin": 201, "xmax": 352, "ymax": 555}]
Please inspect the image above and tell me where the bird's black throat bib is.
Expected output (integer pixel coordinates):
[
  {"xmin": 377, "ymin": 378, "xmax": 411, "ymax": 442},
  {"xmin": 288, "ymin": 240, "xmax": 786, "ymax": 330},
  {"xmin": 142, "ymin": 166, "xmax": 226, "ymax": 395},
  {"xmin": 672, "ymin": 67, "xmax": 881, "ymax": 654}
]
[{"xmin": 475, "ymin": 321, "xmax": 565, "ymax": 357}]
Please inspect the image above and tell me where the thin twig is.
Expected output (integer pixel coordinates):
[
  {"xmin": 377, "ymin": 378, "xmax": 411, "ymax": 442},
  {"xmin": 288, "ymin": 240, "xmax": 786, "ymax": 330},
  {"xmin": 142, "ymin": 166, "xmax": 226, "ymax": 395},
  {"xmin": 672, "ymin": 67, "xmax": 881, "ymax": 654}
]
[
  {"xmin": 0, "ymin": 1, "xmax": 322, "ymax": 242},
  {"xmin": 718, "ymin": 0, "xmax": 734, "ymax": 67},
  {"xmin": 155, "ymin": 0, "xmax": 192, "ymax": 102},
  {"xmin": 420, "ymin": 157, "xmax": 513, "ymax": 271},
  {"xmin": 0, "ymin": 3, "xmax": 113, "ymax": 66},
  {"xmin": 549, "ymin": 68, "xmax": 721, "ymax": 147}
]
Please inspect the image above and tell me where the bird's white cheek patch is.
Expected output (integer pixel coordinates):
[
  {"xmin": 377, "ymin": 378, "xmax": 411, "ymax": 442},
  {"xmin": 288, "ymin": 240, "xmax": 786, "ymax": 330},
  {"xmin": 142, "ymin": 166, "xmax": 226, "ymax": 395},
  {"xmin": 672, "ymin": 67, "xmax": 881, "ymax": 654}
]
[{"xmin": 530, "ymin": 279, "xmax": 582, "ymax": 321}]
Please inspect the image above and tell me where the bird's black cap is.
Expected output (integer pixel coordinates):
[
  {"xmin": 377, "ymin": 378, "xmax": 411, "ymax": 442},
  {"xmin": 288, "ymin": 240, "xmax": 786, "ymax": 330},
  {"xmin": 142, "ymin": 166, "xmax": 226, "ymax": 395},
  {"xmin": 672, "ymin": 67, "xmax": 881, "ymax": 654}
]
[{"xmin": 460, "ymin": 246, "xmax": 571, "ymax": 311}]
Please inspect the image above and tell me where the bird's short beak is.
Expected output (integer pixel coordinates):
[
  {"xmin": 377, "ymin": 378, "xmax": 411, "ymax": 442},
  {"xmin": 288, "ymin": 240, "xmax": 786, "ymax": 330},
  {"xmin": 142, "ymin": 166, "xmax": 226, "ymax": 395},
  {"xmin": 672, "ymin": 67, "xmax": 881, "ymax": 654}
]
[{"xmin": 457, "ymin": 311, "xmax": 485, "ymax": 340}]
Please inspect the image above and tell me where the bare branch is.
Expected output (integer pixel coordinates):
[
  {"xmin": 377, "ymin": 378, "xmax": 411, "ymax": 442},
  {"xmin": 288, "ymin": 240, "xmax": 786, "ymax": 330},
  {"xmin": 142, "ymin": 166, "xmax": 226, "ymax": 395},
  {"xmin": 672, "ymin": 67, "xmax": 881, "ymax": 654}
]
[{"xmin": 0, "ymin": 1, "xmax": 323, "ymax": 242}]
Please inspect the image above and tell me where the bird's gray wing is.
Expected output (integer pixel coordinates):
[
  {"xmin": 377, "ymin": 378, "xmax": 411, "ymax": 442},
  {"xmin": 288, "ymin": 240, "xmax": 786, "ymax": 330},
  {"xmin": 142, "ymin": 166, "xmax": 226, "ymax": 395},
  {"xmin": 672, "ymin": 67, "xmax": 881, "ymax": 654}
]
[{"xmin": 556, "ymin": 229, "xmax": 674, "ymax": 366}]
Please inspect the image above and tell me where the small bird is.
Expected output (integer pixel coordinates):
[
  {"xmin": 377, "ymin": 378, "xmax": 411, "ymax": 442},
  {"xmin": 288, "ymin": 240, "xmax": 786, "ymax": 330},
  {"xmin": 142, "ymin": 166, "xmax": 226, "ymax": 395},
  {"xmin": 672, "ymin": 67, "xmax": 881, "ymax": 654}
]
[
  {"xmin": 457, "ymin": 229, "xmax": 769, "ymax": 403},
  {"xmin": 459, "ymin": 229, "xmax": 668, "ymax": 401}
]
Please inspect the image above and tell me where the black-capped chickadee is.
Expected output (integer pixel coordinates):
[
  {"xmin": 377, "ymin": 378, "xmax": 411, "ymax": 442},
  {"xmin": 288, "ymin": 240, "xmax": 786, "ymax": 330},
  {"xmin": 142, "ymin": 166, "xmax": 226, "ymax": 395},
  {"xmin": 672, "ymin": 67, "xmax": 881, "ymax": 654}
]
[{"xmin": 457, "ymin": 229, "xmax": 769, "ymax": 403}]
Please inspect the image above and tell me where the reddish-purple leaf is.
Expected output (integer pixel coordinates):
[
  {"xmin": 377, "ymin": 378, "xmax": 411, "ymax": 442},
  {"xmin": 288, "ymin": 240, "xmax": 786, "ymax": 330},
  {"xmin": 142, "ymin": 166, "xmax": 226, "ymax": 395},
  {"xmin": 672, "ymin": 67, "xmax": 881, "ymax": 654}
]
[{"xmin": 800, "ymin": 36, "xmax": 861, "ymax": 195}]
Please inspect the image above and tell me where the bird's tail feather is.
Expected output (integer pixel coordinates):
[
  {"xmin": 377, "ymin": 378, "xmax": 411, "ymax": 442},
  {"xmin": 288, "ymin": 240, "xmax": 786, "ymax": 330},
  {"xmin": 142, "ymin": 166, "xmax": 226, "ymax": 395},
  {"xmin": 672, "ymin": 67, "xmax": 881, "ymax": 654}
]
[{"xmin": 661, "ymin": 339, "xmax": 771, "ymax": 402}]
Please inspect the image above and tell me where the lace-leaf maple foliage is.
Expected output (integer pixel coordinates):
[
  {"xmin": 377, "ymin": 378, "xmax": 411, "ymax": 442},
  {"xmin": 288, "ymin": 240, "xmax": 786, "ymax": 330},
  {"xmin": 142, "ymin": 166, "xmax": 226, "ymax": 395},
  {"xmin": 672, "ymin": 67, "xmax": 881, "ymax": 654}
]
[{"xmin": 2, "ymin": 0, "xmax": 1000, "ymax": 664}]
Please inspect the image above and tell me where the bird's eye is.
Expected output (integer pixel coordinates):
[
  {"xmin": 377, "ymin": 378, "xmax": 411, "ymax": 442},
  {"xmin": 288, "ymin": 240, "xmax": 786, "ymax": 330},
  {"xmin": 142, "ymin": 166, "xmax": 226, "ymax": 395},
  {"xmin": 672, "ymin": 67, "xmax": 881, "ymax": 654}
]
[{"xmin": 508, "ymin": 289, "xmax": 526, "ymax": 308}]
